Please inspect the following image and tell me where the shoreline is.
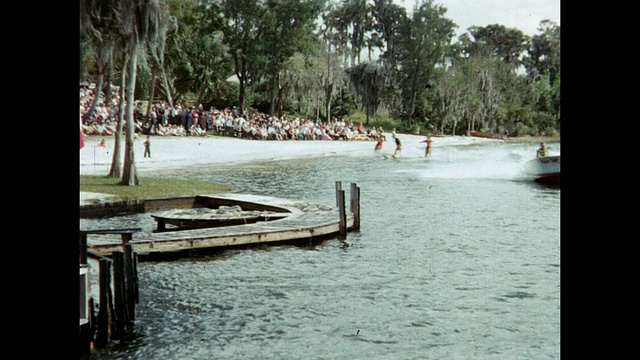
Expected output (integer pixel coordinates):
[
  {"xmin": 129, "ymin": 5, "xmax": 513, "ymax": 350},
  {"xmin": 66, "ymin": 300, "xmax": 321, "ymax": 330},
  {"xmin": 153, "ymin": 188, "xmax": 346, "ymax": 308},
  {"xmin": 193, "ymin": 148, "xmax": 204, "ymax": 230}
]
[
  {"xmin": 80, "ymin": 132, "xmax": 559, "ymax": 177},
  {"xmin": 80, "ymin": 133, "xmax": 559, "ymax": 204},
  {"xmin": 80, "ymin": 132, "xmax": 504, "ymax": 175}
]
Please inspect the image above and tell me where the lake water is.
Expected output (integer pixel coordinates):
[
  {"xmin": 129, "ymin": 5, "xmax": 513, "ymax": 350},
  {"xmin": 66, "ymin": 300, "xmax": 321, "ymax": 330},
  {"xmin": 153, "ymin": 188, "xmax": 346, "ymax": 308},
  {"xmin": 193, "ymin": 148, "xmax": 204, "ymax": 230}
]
[{"xmin": 84, "ymin": 140, "xmax": 560, "ymax": 359}]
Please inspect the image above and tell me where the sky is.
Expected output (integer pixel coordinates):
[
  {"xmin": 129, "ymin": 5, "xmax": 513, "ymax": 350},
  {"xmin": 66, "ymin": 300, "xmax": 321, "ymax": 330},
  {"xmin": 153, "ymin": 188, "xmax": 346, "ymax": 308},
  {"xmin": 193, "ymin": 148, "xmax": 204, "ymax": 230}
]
[{"xmin": 394, "ymin": 0, "xmax": 561, "ymax": 38}]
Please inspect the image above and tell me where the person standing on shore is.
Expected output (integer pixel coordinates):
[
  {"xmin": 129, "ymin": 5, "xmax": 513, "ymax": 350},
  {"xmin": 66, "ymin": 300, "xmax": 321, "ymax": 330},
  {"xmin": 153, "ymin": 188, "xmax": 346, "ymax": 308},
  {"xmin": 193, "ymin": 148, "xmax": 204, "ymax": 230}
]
[
  {"xmin": 421, "ymin": 135, "xmax": 433, "ymax": 157},
  {"xmin": 144, "ymin": 135, "xmax": 151, "ymax": 158}
]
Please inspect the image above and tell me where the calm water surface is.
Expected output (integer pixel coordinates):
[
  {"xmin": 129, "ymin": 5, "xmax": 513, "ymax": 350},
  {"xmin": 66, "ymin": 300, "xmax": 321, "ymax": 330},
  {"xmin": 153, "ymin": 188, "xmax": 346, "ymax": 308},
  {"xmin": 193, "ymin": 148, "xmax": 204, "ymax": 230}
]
[{"xmin": 84, "ymin": 141, "xmax": 560, "ymax": 359}]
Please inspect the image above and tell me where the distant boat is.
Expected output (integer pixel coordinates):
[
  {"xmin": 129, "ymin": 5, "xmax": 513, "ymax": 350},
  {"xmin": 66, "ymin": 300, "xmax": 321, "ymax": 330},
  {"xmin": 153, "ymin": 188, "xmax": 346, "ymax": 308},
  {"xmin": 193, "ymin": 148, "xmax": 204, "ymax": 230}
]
[
  {"xmin": 525, "ymin": 155, "xmax": 560, "ymax": 184},
  {"xmin": 468, "ymin": 131, "xmax": 508, "ymax": 140}
]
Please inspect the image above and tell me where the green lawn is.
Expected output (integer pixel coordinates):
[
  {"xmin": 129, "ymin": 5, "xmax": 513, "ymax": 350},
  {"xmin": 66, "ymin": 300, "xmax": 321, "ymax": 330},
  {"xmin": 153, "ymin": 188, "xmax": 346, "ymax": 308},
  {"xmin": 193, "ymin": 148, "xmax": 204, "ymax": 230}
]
[{"xmin": 80, "ymin": 175, "xmax": 236, "ymax": 201}]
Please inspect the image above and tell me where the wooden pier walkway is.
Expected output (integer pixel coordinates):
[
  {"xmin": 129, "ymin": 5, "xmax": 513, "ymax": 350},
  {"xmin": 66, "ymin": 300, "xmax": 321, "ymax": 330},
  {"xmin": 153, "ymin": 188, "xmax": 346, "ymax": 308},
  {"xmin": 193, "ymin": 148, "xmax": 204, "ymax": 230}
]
[{"xmin": 87, "ymin": 193, "xmax": 356, "ymax": 256}]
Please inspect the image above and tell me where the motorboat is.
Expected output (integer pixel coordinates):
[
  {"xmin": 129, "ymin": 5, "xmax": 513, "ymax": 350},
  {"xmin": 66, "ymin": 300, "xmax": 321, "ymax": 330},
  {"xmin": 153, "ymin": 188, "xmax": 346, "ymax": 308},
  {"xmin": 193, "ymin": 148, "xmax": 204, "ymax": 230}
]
[{"xmin": 525, "ymin": 155, "xmax": 560, "ymax": 184}]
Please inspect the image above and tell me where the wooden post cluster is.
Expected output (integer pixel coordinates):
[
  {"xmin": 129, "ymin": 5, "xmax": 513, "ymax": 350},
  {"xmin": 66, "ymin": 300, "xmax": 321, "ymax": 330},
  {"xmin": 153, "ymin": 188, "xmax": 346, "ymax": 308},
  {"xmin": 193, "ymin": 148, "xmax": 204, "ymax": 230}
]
[
  {"xmin": 335, "ymin": 181, "xmax": 361, "ymax": 236},
  {"xmin": 79, "ymin": 228, "xmax": 141, "ymax": 354}
]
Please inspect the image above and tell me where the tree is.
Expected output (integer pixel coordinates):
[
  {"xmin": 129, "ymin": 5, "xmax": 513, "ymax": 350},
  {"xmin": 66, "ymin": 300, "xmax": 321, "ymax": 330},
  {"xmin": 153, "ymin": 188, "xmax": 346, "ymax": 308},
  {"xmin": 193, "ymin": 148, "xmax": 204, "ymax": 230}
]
[
  {"xmin": 335, "ymin": 0, "xmax": 374, "ymax": 67},
  {"xmin": 80, "ymin": 0, "xmax": 119, "ymax": 122},
  {"xmin": 452, "ymin": 24, "xmax": 536, "ymax": 134},
  {"xmin": 347, "ymin": 62, "xmax": 388, "ymax": 124},
  {"xmin": 147, "ymin": 3, "xmax": 178, "ymax": 108},
  {"xmin": 117, "ymin": 0, "xmax": 169, "ymax": 186},
  {"xmin": 467, "ymin": 24, "xmax": 528, "ymax": 71},
  {"xmin": 524, "ymin": 20, "xmax": 560, "ymax": 82},
  {"xmin": 261, "ymin": 0, "xmax": 325, "ymax": 117},
  {"xmin": 319, "ymin": 3, "xmax": 349, "ymax": 120},
  {"xmin": 219, "ymin": 0, "xmax": 269, "ymax": 115},
  {"xmin": 108, "ymin": 46, "xmax": 129, "ymax": 178},
  {"xmin": 371, "ymin": 0, "xmax": 407, "ymax": 71},
  {"xmin": 395, "ymin": 0, "xmax": 455, "ymax": 127},
  {"xmin": 524, "ymin": 20, "xmax": 560, "ymax": 131}
]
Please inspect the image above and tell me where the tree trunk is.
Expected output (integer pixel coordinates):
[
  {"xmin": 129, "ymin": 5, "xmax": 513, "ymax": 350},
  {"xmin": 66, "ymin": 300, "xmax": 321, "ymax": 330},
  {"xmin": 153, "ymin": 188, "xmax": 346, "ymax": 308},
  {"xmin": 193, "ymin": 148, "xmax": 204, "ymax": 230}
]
[
  {"xmin": 277, "ymin": 81, "xmax": 284, "ymax": 119},
  {"xmin": 365, "ymin": 106, "xmax": 370, "ymax": 125},
  {"xmin": 451, "ymin": 117, "xmax": 457, "ymax": 136},
  {"xmin": 238, "ymin": 74, "xmax": 246, "ymax": 115},
  {"xmin": 159, "ymin": 63, "xmax": 174, "ymax": 108},
  {"xmin": 104, "ymin": 47, "xmax": 114, "ymax": 106},
  {"xmin": 83, "ymin": 44, "xmax": 110, "ymax": 122},
  {"xmin": 147, "ymin": 67, "xmax": 156, "ymax": 115},
  {"xmin": 324, "ymin": 82, "xmax": 332, "ymax": 121},
  {"xmin": 83, "ymin": 74, "xmax": 104, "ymax": 122},
  {"xmin": 269, "ymin": 76, "xmax": 276, "ymax": 118},
  {"xmin": 325, "ymin": 49, "xmax": 332, "ymax": 121},
  {"xmin": 122, "ymin": 38, "xmax": 140, "ymax": 186},
  {"xmin": 109, "ymin": 52, "xmax": 129, "ymax": 178}
]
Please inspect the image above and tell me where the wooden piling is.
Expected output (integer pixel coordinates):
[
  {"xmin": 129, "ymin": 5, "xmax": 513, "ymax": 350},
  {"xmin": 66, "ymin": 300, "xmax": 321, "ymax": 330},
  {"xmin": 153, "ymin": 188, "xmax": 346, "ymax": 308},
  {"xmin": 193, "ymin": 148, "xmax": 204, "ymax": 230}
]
[
  {"xmin": 96, "ymin": 258, "xmax": 110, "ymax": 347},
  {"xmin": 80, "ymin": 228, "xmax": 141, "ymax": 354},
  {"xmin": 350, "ymin": 183, "xmax": 360, "ymax": 231},
  {"xmin": 107, "ymin": 260, "xmax": 116, "ymax": 337},
  {"xmin": 335, "ymin": 181, "xmax": 342, "ymax": 207},
  {"xmin": 79, "ymin": 230, "xmax": 91, "ymax": 357},
  {"xmin": 112, "ymin": 251, "xmax": 126, "ymax": 339},
  {"xmin": 124, "ymin": 244, "xmax": 136, "ymax": 322},
  {"xmin": 79, "ymin": 263, "xmax": 91, "ymax": 357},
  {"xmin": 121, "ymin": 232, "xmax": 132, "ymax": 246},
  {"xmin": 79, "ymin": 322, "xmax": 92, "ymax": 359},
  {"xmin": 157, "ymin": 220, "xmax": 166, "ymax": 232},
  {"xmin": 133, "ymin": 253, "xmax": 140, "ymax": 303},
  {"xmin": 338, "ymin": 189, "xmax": 346, "ymax": 235},
  {"xmin": 80, "ymin": 233, "xmax": 88, "ymax": 264}
]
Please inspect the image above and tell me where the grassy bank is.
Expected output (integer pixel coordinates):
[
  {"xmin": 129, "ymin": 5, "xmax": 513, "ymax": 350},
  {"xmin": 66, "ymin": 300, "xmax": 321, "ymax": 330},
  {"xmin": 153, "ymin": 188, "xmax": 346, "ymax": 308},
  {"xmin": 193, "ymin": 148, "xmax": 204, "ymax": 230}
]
[{"xmin": 80, "ymin": 175, "xmax": 235, "ymax": 201}]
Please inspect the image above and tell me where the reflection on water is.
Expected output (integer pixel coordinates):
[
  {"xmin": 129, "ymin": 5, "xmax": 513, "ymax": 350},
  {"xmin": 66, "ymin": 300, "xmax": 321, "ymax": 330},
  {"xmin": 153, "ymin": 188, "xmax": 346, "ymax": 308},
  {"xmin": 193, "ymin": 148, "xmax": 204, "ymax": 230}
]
[{"xmin": 88, "ymin": 141, "xmax": 560, "ymax": 360}]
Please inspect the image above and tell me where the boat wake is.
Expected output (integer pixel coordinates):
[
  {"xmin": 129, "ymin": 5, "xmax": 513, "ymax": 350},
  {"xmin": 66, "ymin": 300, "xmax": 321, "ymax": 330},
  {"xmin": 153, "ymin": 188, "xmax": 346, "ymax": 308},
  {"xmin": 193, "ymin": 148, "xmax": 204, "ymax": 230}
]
[{"xmin": 393, "ymin": 143, "xmax": 557, "ymax": 182}]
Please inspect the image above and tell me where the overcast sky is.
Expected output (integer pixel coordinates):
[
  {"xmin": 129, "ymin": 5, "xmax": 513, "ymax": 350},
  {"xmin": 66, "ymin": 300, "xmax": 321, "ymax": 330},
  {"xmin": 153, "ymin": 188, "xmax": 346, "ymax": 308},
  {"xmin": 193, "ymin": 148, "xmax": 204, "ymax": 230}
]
[{"xmin": 394, "ymin": 0, "xmax": 560, "ymax": 38}]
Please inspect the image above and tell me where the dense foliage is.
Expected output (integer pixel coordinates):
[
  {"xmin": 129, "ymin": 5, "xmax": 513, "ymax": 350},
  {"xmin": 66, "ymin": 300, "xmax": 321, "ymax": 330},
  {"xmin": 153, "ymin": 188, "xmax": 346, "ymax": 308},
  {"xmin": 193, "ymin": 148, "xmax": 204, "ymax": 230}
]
[{"xmin": 80, "ymin": 0, "xmax": 560, "ymax": 137}]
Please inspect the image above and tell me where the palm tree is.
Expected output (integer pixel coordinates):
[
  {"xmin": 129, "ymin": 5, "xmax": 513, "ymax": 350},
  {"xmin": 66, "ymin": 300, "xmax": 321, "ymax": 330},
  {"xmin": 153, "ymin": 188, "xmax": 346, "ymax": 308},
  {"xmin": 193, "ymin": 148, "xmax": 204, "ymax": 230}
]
[{"xmin": 118, "ymin": 0, "xmax": 169, "ymax": 185}]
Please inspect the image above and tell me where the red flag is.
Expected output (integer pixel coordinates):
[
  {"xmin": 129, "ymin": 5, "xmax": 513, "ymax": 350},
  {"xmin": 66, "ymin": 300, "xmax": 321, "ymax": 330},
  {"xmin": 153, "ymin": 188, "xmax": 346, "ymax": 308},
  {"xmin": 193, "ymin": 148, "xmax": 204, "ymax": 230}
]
[{"xmin": 98, "ymin": 139, "xmax": 106, "ymax": 147}]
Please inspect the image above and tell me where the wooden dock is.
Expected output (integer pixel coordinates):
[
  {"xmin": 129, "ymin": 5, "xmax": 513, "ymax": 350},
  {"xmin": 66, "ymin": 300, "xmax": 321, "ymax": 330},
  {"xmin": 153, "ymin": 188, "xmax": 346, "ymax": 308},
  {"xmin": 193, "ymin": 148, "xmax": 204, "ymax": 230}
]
[
  {"xmin": 87, "ymin": 192, "xmax": 357, "ymax": 257},
  {"xmin": 81, "ymin": 183, "xmax": 360, "ymax": 355}
]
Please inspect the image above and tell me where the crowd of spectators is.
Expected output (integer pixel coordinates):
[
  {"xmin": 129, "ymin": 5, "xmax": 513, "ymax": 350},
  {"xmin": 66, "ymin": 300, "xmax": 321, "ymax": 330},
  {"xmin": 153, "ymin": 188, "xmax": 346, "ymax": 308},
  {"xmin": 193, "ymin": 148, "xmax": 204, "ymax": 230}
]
[{"xmin": 80, "ymin": 82, "xmax": 385, "ymax": 142}]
